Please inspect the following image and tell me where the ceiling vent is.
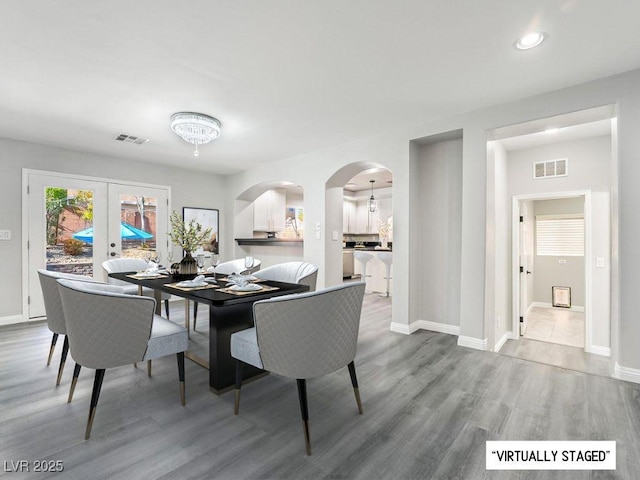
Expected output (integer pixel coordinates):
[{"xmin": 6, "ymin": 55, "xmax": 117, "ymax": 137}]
[
  {"xmin": 533, "ymin": 158, "xmax": 568, "ymax": 179},
  {"xmin": 114, "ymin": 133, "xmax": 149, "ymax": 145}
]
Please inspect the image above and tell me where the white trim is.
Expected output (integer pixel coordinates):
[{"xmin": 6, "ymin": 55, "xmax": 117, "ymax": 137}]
[
  {"xmin": 529, "ymin": 301, "xmax": 585, "ymax": 313},
  {"xmin": 411, "ymin": 320, "xmax": 460, "ymax": 336},
  {"xmin": 457, "ymin": 336, "xmax": 488, "ymax": 351},
  {"xmin": 390, "ymin": 320, "xmax": 460, "ymax": 336},
  {"xmin": 0, "ymin": 315, "xmax": 33, "ymax": 326},
  {"xmin": 494, "ymin": 331, "xmax": 511, "ymax": 352},
  {"xmin": 613, "ymin": 362, "xmax": 640, "ymax": 384},
  {"xmin": 389, "ymin": 322, "xmax": 412, "ymax": 335},
  {"xmin": 587, "ymin": 345, "xmax": 611, "ymax": 357}
]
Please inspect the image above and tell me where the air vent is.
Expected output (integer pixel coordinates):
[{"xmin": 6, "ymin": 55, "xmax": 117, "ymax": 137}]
[
  {"xmin": 533, "ymin": 158, "xmax": 568, "ymax": 179},
  {"xmin": 114, "ymin": 133, "xmax": 149, "ymax": 145}
]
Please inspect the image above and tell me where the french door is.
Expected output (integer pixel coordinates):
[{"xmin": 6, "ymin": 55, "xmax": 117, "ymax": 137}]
[{"xmin": 25, "ymin": 170, "xmax": 169, "ymax": 319}]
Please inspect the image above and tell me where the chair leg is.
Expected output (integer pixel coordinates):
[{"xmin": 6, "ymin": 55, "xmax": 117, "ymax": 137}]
[
  {"xmin": 147, "ymin": 360, "xmax": 152, "ymax": 377},
  {"xmin": 234, "ymin": 360, "xmax": 243, "ymax": 415},
  {"xmin": 85, "ymin": 369, "xmax": 106, "ymax": 440},
  {"xmin": 47, "ymin": 333, "xmax": 58, "ymax": 366},
  {"xmin": 296, "ymin": 379, "xmax": 312, "ymax": 455},
  {"xmin": 193, "ymin": 302, "xmax": 198, "ymax": 331},
  {"xmin": 68, "ymin": 363, "xmax": 82, "ymax": 403},
  {"xmin": 177, "ymin": 352, "xmax": 186, "ymax": 406},
  {"xmin": 164, "ymin": 299, "xmax": 170, "ymax": 319},
  {"xmin": 347, "ymin": 361, "xmax": 363, "ymax": 414},
  {"xmin": 56, "ymin": 336, "xmax": 69, "ymax": 386}
]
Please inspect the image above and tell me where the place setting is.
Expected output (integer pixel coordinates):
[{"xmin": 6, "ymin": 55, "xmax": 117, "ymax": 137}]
[{"xmin": 126, "ymin": 252, "xmax": 170, "ymax": 279}]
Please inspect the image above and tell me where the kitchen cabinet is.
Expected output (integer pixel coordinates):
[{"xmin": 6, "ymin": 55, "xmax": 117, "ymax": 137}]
[
  {"xmin": 253, "ymin": 188, "xmax": 286, "ymax": 232},
  {"xmin": 343, "ymin": 200, "xmax": 357, "ymax": 233}
]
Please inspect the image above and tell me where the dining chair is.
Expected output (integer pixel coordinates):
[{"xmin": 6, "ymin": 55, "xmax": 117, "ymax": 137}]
[
  {"xmin": 252, "ymin": 261, "xmax": 318, "ymax": 291},
  {"xmin": 102, "ymin": 258, "xmax": 171, "ymax": 319},
  {"xmin": 37, "ymin": 269, "xmax": 100, "ymax": 386},
  {"xmin": 191, "ymin": 257, "xmax": 263, "ymax": 331},
  {"xmin": 230, "ymin": 281, "xmax": 366, "ymax": 455},
  {"xmin": 57, "ymin": 278, "xmax": 188, "ymax": 440}
]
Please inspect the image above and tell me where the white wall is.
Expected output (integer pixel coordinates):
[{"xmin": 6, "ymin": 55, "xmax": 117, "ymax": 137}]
[
  {"xmin": 0, "ymin": 137, "xmax": 227, "ymax": 319},
  {"xmin": 414, "ymin": 139, "xmax": 463, "ymax": 328}
]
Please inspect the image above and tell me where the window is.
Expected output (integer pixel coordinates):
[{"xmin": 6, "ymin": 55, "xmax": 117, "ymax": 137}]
[{"xmin": 536, "ymin": 214, "xmax": 584, "ymax": 256}]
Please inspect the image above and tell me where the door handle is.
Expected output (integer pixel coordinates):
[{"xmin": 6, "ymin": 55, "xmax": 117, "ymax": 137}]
[
  {"xmin": 110, "ymin": 252, "xmax": 120, "ymax": 257},
  {"xmin": 526, "ymin": 270, "xmax": 532, "ymax": 274},
  {"xmin": 110, "ymin": 242, "xmax": 116, "ymax": 247}
]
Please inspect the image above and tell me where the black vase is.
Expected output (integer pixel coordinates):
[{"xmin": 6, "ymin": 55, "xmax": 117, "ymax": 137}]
[{"xmin": 179, "ymin": 252, "xmax": 198, "ymax": 275}]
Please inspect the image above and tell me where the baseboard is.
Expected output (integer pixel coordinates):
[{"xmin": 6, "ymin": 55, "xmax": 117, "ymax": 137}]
[
  {"xmin": 613, "ymin": 362, "xmax": 640, "ymax": 384},
  {"xmin": 0, "ymin": 314, "xmax": 30, "ymax": 326},
  {"xmin": 587, "ymin": 345, "xmax": 611, "ymax": 357},
  {"xmin": 457, "ymin": 336, "xmax": 488, "ymax": 351},
  {"xmin": 530, "ymin": 301, "xmax": 584, "ymax": 313},
  {"xmin": 389, "ymin": 320, "xmax": 460, "ymax": 336},
  {"xmin": 494, "ymin": 332, "xmax": 510, "ymax": 352},
  {"xmin": 389, "ymin": 322, "xmax": 412, "ymax": 335},
  {"xmin": 411, "ymin": 319, "xmax": 460, "ymax": 336}
]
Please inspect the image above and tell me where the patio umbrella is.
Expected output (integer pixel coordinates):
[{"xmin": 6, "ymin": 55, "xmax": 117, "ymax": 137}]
[{"xmin": 72, "ymin": 222, "xmax": 154, "ymax": 244}]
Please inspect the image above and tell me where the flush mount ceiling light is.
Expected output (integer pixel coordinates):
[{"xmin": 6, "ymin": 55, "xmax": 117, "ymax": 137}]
[
  {"xmin": 515, "ymin": 32, "xmax": 546, "ymax": 50},
  {"xmin": 171, "ymin": 112, "xmax": 221, "ymax": 157},
  {"xmin": 368, "ymin": 180, "xmax": 377, "ymax": 213}
]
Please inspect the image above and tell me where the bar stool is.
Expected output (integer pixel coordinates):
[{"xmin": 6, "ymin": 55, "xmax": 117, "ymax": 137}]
[
  {"xmin": 377, "ymin": 252, "xmax": 393, "ymax": 297},
  {"xmin": 353, "ymin": 251, "xmax": 373, "ymax": 292}
]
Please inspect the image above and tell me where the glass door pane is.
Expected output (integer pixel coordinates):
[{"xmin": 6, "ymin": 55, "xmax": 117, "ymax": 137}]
[
  {"xmin": 108, "ymin": 184, "xmax": 168, "ymax": 265},
  {"xmin": 45, "ymin": 188, "xmax": 95, "ymax": 276}
]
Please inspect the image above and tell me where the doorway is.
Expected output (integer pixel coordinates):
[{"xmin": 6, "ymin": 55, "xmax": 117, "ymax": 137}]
[
  {"xmin": 23, "ymin": 170, "xmax": 170, "ymax": 319},
  {"xmin": 514, "ymin": 193, "xmax": 588, "ymax": 350}
]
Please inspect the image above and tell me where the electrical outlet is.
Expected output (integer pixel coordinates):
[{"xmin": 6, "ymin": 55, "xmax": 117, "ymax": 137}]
[{"xmin": 0, "ymin": 230, "xmax": 10, "ymax": 241}]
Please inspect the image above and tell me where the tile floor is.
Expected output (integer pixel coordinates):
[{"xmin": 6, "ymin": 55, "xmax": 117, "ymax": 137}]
[{"xmin": 523, "ymin": 305, "xmax": 584, "ymax": 348}]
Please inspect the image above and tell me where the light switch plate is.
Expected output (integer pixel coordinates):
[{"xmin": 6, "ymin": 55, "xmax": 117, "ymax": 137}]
[
  {"xmin": 332, "ymin": 230, "xmax": 339, "ymax": 241},
  {"xmin": 0, "ymin": 230, "xmax": 11, "ymax": 241},
  {"xmin": 596, "ymin": 257, "xmax": 605, "ymax": 268},
  {"xmin": 315, "ymin": 231, "xmax": 321, "ymax": 240}
]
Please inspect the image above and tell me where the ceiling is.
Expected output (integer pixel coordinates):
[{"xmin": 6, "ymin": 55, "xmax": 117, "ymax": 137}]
[
  {"xmin": 2, "ymin": 2, "xmax": 640, "ymax": 175},
  {"xmin": 344, "ymin": 169, "xmax": 393, "ymax": 192}
]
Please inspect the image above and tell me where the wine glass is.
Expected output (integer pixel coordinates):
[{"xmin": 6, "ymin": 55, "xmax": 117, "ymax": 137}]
[
  {"xmin": 151, "ymin": 251, "xmax": 161, "ymax": 265},
  {"xmin": 244, "ymin": 256, "xmax": 254, "ymax": 273},
  {"xmin": 210, "ymin": 253, "xmax": 220, "ymax": 279},
  {"xmin": 166, "ymin": 250, "xmax": 174, "ymax": 266},
  {"xmin": 196, "ymin": 254, "xmax": 205, "ymax": 273}
]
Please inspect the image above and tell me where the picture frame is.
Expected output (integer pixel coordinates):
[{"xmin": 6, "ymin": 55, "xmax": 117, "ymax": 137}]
[
  {"xmin": 182, "ymin": 207, "xmax": 219, "ymax": 255},
  {"xmin": 552, "ymin": 286, "xmax": 571, "ymax": 308}
]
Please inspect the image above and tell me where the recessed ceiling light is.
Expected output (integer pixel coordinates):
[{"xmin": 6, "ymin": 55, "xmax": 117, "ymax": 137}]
[
  {"xmin": 515, "ymin": 32, "xmax": 546, "ymax": 50},
  {"xmin": 544, "ymin": 128, "xmax": 560, "ymax": 134},
  {"xmin": 346, "ymin": 182, "xmax": 356, "ymax": 186}
]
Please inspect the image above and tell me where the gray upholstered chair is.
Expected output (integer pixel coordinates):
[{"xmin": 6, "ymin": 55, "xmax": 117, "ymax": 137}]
[
  {"xmin": 102, "ymin": 258, "xmax": 172, "ymax": 319},
  {"xmin": 37, "ymin": 269, "xmax": 100, "ymax": 386},
  {"xmin": 215, "ymin": 258, "xmax": 262, "ymax": 276},
  {"xmin": 192, "ymin": 257, "xmax": 262, "ymax": 330},
  {"xmin": 252, "ymin": 261, "xmax": 318, "ymax": 291},
  {"xmin": 57, "ymin": 278, "xmax": 189, "ymax": 440},
  {"xmin": 230, "ymin": 281, "xmax": 366, "ymax": 455}
]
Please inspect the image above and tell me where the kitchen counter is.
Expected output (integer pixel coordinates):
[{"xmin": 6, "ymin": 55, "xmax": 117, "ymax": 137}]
[{"xmin": 236, "ymin": 238, "xmax": 303, "ymax": 246}]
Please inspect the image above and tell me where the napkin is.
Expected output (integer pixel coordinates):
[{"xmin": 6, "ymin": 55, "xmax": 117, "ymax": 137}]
[
  {"xmin": 228, "ymin": 283, "xmax": 262, "ymax": 292},
  {"xmin": 144, "ymin": 261, "xmax": 159, "ymax": 273},
  {"xmin": 176, "ymin": 275, "xmax": 207, "ymax": 287}
]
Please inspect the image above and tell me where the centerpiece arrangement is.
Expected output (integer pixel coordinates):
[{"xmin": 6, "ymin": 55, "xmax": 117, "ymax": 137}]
[
  {"xmin": 378, "ymin": 219, "xmax": 391, "ymax": 249},
  {"xmin": 168, "ymin": 210, "xmax": 212, "ymax": 276}
]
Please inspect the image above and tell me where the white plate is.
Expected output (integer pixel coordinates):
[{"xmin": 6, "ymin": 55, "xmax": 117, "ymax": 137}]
[
  {"xmin": 228, "ymin": 283, "xmax": 262, "ymax": 292},
  {"xmin": 135, "ymin": 271, "xmax": 161, "ymax": 277},
  {"xmin": 176, "ymin": 281, "xmax": 208, "ymax": 288}
]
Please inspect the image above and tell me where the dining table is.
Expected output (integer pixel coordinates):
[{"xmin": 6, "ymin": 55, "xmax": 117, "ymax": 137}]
[{"xmin": 109, "ymin": 271, "xmax": 309, "ymax": 394}]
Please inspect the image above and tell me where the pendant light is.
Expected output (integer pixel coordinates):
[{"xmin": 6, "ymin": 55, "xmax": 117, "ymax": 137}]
[{"xmin": 368, "ymin": 180, "xmax": 377, "ymax": 213}]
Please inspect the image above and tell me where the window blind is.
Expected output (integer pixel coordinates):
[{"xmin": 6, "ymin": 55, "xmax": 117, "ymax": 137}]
[{"xmin": 536, "ymin": 214, "xmax": 584, "ymax": 256}]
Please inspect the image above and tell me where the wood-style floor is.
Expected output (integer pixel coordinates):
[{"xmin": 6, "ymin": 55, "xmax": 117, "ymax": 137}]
[{"xmin": 2, "ymin": 294, "xmax": 639, "ymax": 479}]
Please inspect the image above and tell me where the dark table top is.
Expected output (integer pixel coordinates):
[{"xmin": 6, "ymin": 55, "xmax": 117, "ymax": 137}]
[{"xmin": 109, "ymin": 272, "xmax": 309, "ymax": 307}]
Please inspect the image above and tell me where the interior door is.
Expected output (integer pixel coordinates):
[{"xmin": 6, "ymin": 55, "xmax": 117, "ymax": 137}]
[
  {"xmin": 518, "ymin": 202, "xmax": 532, "ymax": 335},
  {"xmin": 27, "ymin": 172, "xmax": 107, "ymax": 318},
  {"xmin": 107, "ymin": 184, "xmax": 169, "ymax": 264}
]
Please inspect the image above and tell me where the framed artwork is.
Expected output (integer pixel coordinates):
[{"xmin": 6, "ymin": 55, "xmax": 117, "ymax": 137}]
[
  {"xmin": 552, "ymin": 286, "xmax": 571, "ymax": 308},
  {"xmin": 182, "ymin": 207, "xmax": 219, "ymax": 255}
]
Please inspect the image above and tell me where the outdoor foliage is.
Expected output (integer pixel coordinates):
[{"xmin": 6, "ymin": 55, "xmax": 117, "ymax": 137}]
[
  {"xmin": 45, "ymin": 187, "xmax": 68, "ymax": 245},
  {"xmin": 63, "ymin": 238, "xmax": 84, "ymax": 256},
  {"xmin": 168, "ymin": 210, "xmax": 212, "ymax": 252}
]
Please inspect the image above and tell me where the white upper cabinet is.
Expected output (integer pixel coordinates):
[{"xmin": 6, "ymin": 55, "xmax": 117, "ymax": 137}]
[
  {"xmin": 253, "ymin": 189, "xmax": 286, "ymax": 232},
  {"xmin": 343, "ymin": 200, "xmax": 357, "ymax": 233}
]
